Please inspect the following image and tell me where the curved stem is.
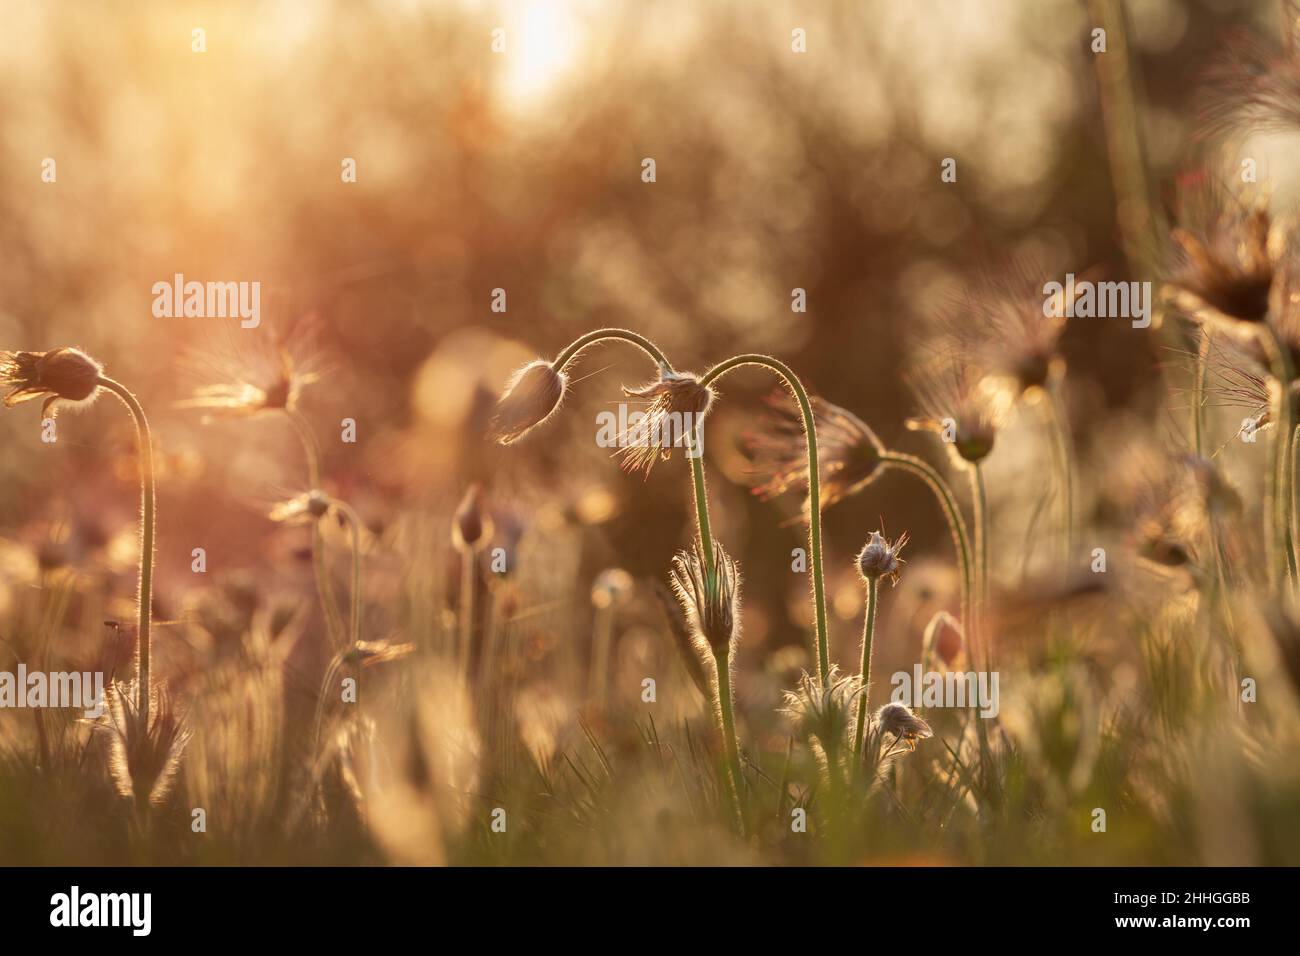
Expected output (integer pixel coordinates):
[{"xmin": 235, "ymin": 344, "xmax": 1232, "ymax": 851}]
[
  {"xmin": 286, "ymin": 407, "xmax": 346, "ymax": 650},
  {"xmin": 712, "ymin": 648, "xmax": 746, "ymax": 835},
  {"xmin": 852, "ymin": 577, "xmax": 879, "ymax": 760},
  {"xmin": 552, "ymin": 328, "xmax": 674, "ymax": 375},
  {"xmin": 97, "ymin": 377, "xmax": 155, "ymax": 726},
  {"xmin": 701, "ymin": 354, "xmax": 830, "ymax": 683},
  {"xmin": 880, "ymin": 451, "xmax": 973, "ymax": 644}
]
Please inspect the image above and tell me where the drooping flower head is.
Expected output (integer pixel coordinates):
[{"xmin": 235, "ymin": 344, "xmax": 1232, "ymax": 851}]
[
  {"xmin": 490, "ymin": 360, "xmax": 568, "ymax": 444},
  {"xmin": 1166, "ymin": 176, "xmax": 1283, "ymax": 331},
  {"xmin": 178, "ymin": 329, "xmax": 320, "ymax": 419},
  {"xmin": 944, "ymin": 260, "xmax": 1069, "ymax": 400},
  {"xmin": 1105, "ymin": 440, "xmax": 1225, "ymax": 572},
  {"xmin": 617, "ymin": 370, "xmax": 714, "ymax": 476},
  {"xmin": 906, "ymin": 351, "xmax": 1007, "ymax": 466},
  {"xmin": 875, "ymin": 701, "xmax": 933, "ymax": 751},
  {"xmin": 747, "ymin": 393, "xmax": 886, "ymax": 514},
  {"xmin": 1, "ymin": 347, "xmax": 103, "ymax": 418}
]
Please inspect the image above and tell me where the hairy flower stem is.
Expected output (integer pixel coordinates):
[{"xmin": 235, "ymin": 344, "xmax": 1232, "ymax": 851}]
[
  {"xmin": 852, "ymin": 577, "xmax": 879, "ymax": 762},
  {"xmin": 879, "ymin": 451, "xmax": 973, "ymax": 643},
  {"xmin": 1261, "ymin": 325, "xmax": 1296, "ymax": 592},
  {"xmin": 687, "ymin": 437, "xmax": 715, "ymax": 574},
  {"xmin": 286, "ymin": 407, "xmax": 346, "ymax": 650},
  {"xmin": 97, "ymin": 377, "xmax": 156, "ymax": 725},
  {"xmin": 550, "ymin": 330, "xmax": 748, "ymax": 821},
  {"xmin": 712, "ymin": 648, "xmax": 746, "ymax": 835},
  {"xmin": 683, "ymin": 429, "xmax": 743, "ymax": 832},
  {"xmin": 701, "ymin": 355, "xmax": 830, "ymax": 683},
  {"xmin": 553, "ymin": 327, "xmax": 673, "ymax": 375}
]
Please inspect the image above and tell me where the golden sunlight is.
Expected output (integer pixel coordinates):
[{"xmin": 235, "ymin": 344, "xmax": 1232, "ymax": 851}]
[{"xmin": 496, "ymin": 0, "xmax": 584, "ymax": 107}]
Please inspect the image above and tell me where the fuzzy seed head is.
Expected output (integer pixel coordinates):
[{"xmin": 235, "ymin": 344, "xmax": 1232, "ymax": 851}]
[
  {"xmin": 906, "ymin": 355, "xmax": 1005, "ymax": 466},
  {"xmin": 856, "ymin": 530, "xmax": 909, "ymax": 586},
  {"xmin": 617, "ymin": 370, "xmax": 714, "ymax": 476},
  {"xmin": 748, "ymin": 393, "xmax": 887, "ymax": 515},
  {"xmin": 178, "ymin": 341, "xmax": 320, "ymax": 419},
  {"xmin": 937, "ymin": 259, "xmax": 1068, "ymax": 401},
  {"xmin": 491, "ymin": 360, "xmax": 567, "ymax": 444},
  {"xmin": 1198, "ymin": 8, "xmax": 1300, "ymax": 139},
  {"xmin": 876, "ymin": 702, "xmax": 933, "ymax": 749}
]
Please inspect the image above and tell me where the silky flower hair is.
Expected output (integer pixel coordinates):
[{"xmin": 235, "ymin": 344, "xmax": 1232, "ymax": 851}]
[
  {"xmin": 875, "ymin": 701, "xmax": 933, "ymax": 751},
  {"xmin": 906, "ymin": 351, "xmax": 1007, "ymax": 466},
  {"xmin": 857, "ymin": 530, "xmax": 909, "ymax": 586},
  {"xmin": 617, "ymin": 370, "xmax": 714, "ymax": 476},
  {"xmin": 747, "ymin": 392, "xmax": 887, "ymax": 514},
  {"xmin": 1, "ymin": 347, "xmax": 102, "ymax": 418},
  {"xmin": 1166, "ymin": 178, "xmax": 1282, "ymax": 331},
  {"xmin": 669, "ymin": 537, "xmax": 741, "ymax": 656},
  {"xmin": 490, "ymin": 360, "xmax": 568, "ymax": 444}
]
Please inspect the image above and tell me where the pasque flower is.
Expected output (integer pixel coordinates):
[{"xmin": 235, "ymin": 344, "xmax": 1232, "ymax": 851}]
[
  {"xmin": 617, "ymin": 370, "xmax": 714, "ymax": 476},
  {"xmin": 856, "ymin": 530, "xmax": 909, "ymax": 586},
  {"xmin": 490, "ymin": 360, "xmax": 568, "ymax": 444},
  {"xmin": 1, "ymin": 347, "xmax": 102, "ymax": 418}
]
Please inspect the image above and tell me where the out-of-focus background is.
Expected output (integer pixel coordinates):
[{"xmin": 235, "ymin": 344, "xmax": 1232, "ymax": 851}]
[
  {"xmin": 0, "ymin": 0, "xmax": 1243, "ymax": 649},
  {"xmin": 3, "ymin": 0, "xmax": 1299, "ymax": 865}
]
